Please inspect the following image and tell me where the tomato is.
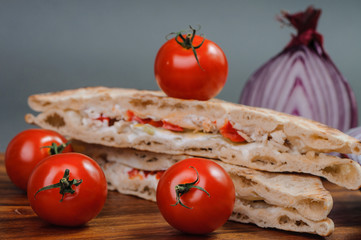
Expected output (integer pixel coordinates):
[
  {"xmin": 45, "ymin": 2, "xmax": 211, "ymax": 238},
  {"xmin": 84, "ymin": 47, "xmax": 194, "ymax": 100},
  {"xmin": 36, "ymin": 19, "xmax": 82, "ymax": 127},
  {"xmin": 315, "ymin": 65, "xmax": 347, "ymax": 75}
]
[
  {"xmin": 154, "ymin": 26, "xmax": 228, "ymax": 101},
  {"xmin": 27, "ymin": 153, "xmax": 107, "ymax": 226},
  {"xmin": 5, "ymin": 129, "xmax": 72, "ymax": 191},
  {"xmin": 156, "ymin": 158, "xmax": 235, "ymax": 234}
]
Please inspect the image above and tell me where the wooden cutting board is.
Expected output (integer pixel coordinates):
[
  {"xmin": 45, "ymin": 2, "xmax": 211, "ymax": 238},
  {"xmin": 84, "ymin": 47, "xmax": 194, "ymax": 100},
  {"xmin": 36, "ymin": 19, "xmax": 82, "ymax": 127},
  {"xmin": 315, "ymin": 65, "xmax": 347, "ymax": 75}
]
[{"xmin": 1, "ymin": 153, "xmax": 361, "ymax": 239}]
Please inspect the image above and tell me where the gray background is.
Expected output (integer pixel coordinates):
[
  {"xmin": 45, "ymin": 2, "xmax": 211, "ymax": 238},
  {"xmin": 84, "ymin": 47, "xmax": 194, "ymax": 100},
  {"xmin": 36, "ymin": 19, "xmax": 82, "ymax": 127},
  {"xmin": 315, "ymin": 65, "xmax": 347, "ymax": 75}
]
[{"xmin": 1, "ymin": 0, "xmax": 361, "ymax": 152}]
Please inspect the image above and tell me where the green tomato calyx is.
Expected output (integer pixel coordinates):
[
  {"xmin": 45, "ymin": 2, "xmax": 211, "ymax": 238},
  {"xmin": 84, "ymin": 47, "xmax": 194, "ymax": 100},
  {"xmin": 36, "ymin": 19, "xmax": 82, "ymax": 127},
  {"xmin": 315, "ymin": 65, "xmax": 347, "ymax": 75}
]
[
  {"xmin": 34, "ymin": 169, "xmax": 82, "ymax": 202},
  {"xmin": 171, "ymin": 166, "xmax": 210, "ymax": 209},
  {"xmin": 171, "ymin": 25, "xmax": 205, "ymax": 70},
  {"xmin": 41, "ymin": 141, "xmax": 71, "ymax": 155}
]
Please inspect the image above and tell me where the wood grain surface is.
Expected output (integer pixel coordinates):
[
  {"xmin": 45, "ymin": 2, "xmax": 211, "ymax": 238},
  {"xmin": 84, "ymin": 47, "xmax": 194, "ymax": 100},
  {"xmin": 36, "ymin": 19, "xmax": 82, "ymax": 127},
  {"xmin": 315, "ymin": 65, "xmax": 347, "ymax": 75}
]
[{"xmin": 1, "ymin": 153, "xmax": 361, "ymax": 240}]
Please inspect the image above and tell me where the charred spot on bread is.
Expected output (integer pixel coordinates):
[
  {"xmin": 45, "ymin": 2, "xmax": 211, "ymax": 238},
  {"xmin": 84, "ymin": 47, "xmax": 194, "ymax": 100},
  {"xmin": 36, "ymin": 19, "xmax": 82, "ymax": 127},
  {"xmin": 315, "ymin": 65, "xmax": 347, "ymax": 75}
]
[
  {"xmin": 201, "ymin": 147, "xmax": 213, "ymax": 152},
  {"xmin": 232, "ymin": 212, "xmax": 250, "ymax": 221},
  {"xmin": 184, "ymin": 147, "xmax": 213, "ymax": 153},
  {"xmin": 298, "ymin": 199, "xmax": 325, "ymax": 214},
  {"xmin": 135, "ymin": 153, "xmax": 147, "ymax": 159},
  {"xmin": 353, "ymin": 145, "xmax": 361, "ymax": 154},
  {"xmin": 251, "ymin": 156, "xmax": 277, "ymax": 166},
  {"xmin": 279, "ymin": 215, "xmax": 291, "ymax": 224},
  {"xmin": 284, "ymin": 139, "xmax": 291, "ymax": 148},
  {"xmin": 158, "ymin": 101, "xmax": 188, "ymax": 110},
  {"xmin": 129, "ymin": 98, "xmax": 155, "ymax": 108},
  {"xmin": 138, "ymin": 140, "xmax": 163, "ymax": 147},
  {"xmin": 241, "ymin": 176, "xmax": 257, "ymax": 187},
  {"xmin": 195, "ymin": 104, "xmax": 205, "ymax": 111},
  {"xmin": 321, "ymin": 165, "xmax": 342, "ymax": 176},
  {"xmin": 44, "ymin": 113, "xmax": 65, "ymax": 128},
  {"xmin": 295, "ymin": 220, "xmax": 309, "ymax": 227},
  {"xmin": 278, "ymin": 216, "xmax": 309, "ymax": 227},
  {"xmin": 145, "ymin": 157, "xmax": 158, "ymax": 163},
  {"xmin": 141, "ymin": 186, "xmax": 152, "ymax": 196},
  {"xmin": 41, "ymin": 101, "xmax": 52, "ymax": 107},
  {"xmin": 101, "ymin": 136, "xmax": 115, "ymax": 142},
  {"xmin": 321, "ymin": 164, "xmax": 357, "ymax": 182}
]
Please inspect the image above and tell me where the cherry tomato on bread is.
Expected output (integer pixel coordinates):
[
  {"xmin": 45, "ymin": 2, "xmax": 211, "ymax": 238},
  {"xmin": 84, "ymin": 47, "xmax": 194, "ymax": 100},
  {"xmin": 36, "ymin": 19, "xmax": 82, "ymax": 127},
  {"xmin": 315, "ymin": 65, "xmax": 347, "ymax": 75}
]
[
  {"xmin": 156, "ymin": 158, "xmax": 235, "ymax": 234},
  {"xmin": 5, "ymin": 129, "xmax": 72, "ymax": 191},
  {"xmin": 154, "ymin": 26, "xmax": 228, "ymax": 101},
  {"xmin": 27, "ymin": 153, "xmax": 107, "ymax": 226}
]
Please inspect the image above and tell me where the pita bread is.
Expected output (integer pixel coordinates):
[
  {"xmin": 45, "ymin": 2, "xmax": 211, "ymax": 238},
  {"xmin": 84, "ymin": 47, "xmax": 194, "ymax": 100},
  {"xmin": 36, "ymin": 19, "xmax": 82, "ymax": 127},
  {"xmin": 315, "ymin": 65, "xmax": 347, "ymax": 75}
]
[
  {"xmin": 71, "ymin": 140, "xmax": 334, "ymax": 236},
  {"xmin": 72, "ymin": 140, "xmax": 333, "ymax": 222},
  {"xmin": 230, "ymin": 199, "xmax": 334, "ymax": 237},
  {"xmin": 26, "ymin": 87, "xmax": 361, "ymax": 153},
  {"xmin": 25, "ymin": 87, "xmax": 361, "ymax": 189}
]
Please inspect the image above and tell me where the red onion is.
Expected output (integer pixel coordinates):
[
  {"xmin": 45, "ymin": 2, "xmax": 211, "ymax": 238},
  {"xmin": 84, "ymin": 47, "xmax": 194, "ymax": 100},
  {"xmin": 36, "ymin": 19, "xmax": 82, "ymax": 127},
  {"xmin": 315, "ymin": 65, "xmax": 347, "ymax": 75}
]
[
  {"xmin": 239, "ymin": 6, "xmax": 358, "ymax": 132},
  {"xmin": 345, "ymin": 127, "xmax": 361, "ymax": 164}
]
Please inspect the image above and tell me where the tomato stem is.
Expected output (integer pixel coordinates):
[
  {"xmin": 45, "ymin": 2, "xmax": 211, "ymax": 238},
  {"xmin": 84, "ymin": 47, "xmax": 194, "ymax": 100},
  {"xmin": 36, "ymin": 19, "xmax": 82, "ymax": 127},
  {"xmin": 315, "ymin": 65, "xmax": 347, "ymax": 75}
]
[
  {"xmin": 34, "ymin": 169, "xmax": 82, "ymax": 202},
  {"xmin": 171, "ymin": 166, "xmax": 210, "ymax": 209},
  {"xmin": 174, "ymin": 25, "xmax": 205, "ymax": 70},
  {"xmin": 41, "ymin": 141, "xmax": 71, "ymax": 155}
]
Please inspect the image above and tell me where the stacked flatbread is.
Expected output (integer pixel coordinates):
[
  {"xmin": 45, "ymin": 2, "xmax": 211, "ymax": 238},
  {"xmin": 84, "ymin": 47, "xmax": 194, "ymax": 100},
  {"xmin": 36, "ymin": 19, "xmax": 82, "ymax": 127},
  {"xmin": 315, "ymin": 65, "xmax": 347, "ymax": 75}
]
[{"xmin": 25, "ymin": 87, "xmax": 361, "ymax": 236}]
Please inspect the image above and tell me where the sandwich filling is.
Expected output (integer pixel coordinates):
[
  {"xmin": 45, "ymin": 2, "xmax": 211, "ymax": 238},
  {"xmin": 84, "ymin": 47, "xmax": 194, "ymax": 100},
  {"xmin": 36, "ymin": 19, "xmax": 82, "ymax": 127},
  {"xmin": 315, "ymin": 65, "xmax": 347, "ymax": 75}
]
[
  {"xmin": 80, "ymin": 108, "xmax": 301, "ymax": 158},
  {"xmin": 88, "ymin": 109, "xmax": 247, "ymax": 143}
]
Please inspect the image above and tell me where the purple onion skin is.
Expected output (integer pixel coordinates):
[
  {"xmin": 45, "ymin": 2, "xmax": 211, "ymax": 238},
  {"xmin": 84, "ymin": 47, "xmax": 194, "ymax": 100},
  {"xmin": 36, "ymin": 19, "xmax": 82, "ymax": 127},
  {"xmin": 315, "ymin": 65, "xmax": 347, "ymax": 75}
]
[
  {"xmin": 345, "ymin": 127, "xmax": 361, "ymax": 164},
  {"xmin": 239, "ymin": 43, "xmax": 358, "ymax": 132}
]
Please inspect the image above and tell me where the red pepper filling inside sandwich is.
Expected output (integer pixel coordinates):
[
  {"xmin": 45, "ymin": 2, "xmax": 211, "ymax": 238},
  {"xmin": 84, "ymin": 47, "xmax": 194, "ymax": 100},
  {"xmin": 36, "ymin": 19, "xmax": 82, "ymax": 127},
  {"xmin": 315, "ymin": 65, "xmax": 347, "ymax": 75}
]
[
  {"xmin": 93, "ymin": 110, "xmax": 246, "ymax": 143},
  {"xmin": 126, "ymin": 110, "xmax": 184, "ymax": 132},
  {"xmin": 220, "ymin": 120, "xmax": 246, "ymax": 143}
]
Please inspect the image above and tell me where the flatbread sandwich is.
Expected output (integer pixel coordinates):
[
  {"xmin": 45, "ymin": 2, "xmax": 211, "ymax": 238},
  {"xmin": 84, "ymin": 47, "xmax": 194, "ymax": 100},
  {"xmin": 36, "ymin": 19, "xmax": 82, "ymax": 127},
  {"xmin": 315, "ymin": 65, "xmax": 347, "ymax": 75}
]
[{"xmin": 26, "ymin": 87, "xmax": 361, "ymax": 190}]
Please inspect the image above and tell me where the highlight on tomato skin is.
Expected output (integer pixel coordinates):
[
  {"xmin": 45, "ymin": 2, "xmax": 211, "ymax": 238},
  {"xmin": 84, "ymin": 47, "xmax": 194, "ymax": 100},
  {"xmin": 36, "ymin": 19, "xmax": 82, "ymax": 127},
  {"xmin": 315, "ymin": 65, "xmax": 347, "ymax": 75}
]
[
  {"xmin": 156, "ymin": 157, "xmax": 235, "ymax": 234},
  {"xmin": 154, "ymin": 26, "xmax": 228, "ymax": 101}
]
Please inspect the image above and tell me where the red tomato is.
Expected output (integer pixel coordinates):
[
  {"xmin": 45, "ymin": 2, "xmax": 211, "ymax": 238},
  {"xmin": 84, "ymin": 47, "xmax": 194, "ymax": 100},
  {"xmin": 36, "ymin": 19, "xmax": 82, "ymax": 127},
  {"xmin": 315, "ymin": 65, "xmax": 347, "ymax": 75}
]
[
  {"xmin": 156, "ymin": 158, "xmax": 235, "ymax": 234},
  {"xmin": 27, "ymin": 153, "xmax": 107, "ymax": 226},
  {"xmin": 5, "ymin": 129, "xmax": 72, "ymax": 191},
  {"xmin": 154, "ymin": 27, "xmax": 228, "ymax": 101}
]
